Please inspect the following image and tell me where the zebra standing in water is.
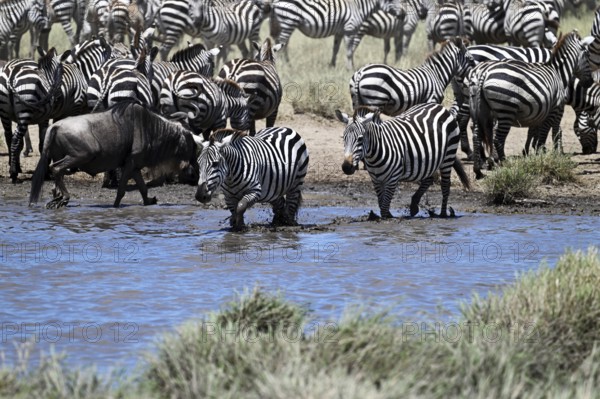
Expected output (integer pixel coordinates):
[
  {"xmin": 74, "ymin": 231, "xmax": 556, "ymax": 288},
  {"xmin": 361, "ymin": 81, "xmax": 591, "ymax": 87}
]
[
  {"xmin": 424, "ymin": 0, "xmax": 466, "ymax": 51},
  {"xmin": 219, "ymin": 39, "xmax": 283, "ymax": 135},
  {"xmin": 337, "ymin": 103, "xmax": 471, "ymax": 219},
  {"xmin": 195, "ymin": 128, "xmax": 310, "ymax": 230},
  {"xmin": 160, "ymin": 71, "xmax": 250, "ymax": 139},
  {"xmin": 469, "ymin": 31, "xmax": 595, "ymax": 179},
  {"xmin": 269, "ymin": 0, "xmax": 403, "ymax": 70},
  {"xmin": 350, "ymin": 37, "xmax": 474, "ymax": 116},
  {"xmin": 188, "ymin": 0, "xmax": 265, "ymax": 65}
]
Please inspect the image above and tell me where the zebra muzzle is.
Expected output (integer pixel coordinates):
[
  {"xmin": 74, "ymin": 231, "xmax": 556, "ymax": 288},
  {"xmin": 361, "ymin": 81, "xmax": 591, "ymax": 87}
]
[
  {"xmin": 342, "ymin": 158, "xmax": 356, "ymax": 175},
  {"xmin": 195, "ymin": 183, "xmax": 212, "ymax": 203}
]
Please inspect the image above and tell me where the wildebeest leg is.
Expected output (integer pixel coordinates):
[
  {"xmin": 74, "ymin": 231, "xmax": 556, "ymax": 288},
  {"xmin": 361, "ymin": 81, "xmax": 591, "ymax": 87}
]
[
  {"xmin": 46, "ymin": 159, "xmax": 73, "ymax": 209},
  {"xmin": 131, "ymin": 169, "xmax": 157, "ymax": 206},
  {"xmin": 270, "ymin": 197, "xmax": 286, "ymax": 226},
  {"xmin": 410, "ymin": 176, "xmax": 434, "ymax": 217},
  {"xmin": 114, "ymin": 162, "xmax": 134, "ymax": 207}
]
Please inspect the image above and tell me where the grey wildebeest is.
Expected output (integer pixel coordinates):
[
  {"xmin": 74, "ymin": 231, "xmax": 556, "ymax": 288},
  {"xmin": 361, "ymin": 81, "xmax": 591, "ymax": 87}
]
[{"xmin": 29, "ymin": 102, "xmax": 199, "ymax": 208}]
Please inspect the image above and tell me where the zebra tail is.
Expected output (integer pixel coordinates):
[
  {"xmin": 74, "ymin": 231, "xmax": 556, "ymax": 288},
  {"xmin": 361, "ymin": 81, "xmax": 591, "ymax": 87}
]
[
  {"xmin": 453, "ymin": 158, "xmax": 471, "ymax": 191},
  {"xmin": 349, "ymin": 69, "xmax": 364, "ymax": 109},
  {"xmin": 469, "ymin": 72, "xmax": 493, "ymax": 155},
  {"xmin": 29, "ymin": 125, "xmax": 57, "ymax": 205}
]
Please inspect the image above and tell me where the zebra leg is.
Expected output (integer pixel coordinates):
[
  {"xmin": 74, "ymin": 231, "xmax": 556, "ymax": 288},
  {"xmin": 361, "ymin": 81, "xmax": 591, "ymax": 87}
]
[
  {"xmin": 270, "ymin": 197, "xmax": 287, "ymax": 226},
  {"xmin": 9, "ymin": 124, "xmax": 27, "ymax": 183},
  {"xmin": 410, "ymin": 177, "xmax": 434, "ymax": 217},
  {"xmin": 374, "ymin": 181, "xmax": 398, "ymax": 219},
  {"xmin": 494, "ymin": 121, "xmax": 512, "ymax": 162},
  {"xmin": 330, "ymin": 33, "xmax": 344, "ymax": 68},
  {"xmin": 233, "ymin": 191, "xmax": 260, "ymax": 230},
  {"xmin": 457, "ymin": 102, "xmax": 472, "ymax": 160},
  {"xmin": 132, "ymin": 168, "xmax": 157, "ymax": 206},
  {"xmin": 38, "ymin": 121, "xmax": 49, "ymax": 155},
  {"xmin": 285, "ymin": 188, "xmax": 303, "ymax": 226},
  {"xmin": 523, "ymin": 128, "xmax": 536, "ymax": 156},
  {"xmin": 266, "ymin": 109, "xmax": 278, "ymax": 128},
  {"xmin": 23, "ymin": 131, "xmax": 33, "ymax": 157},
  {"xmin": 383, "ymin": 38, "xmax": 390, "ymax": 64},
  {"xmin": 2, "ymin": 118, "xmax": 12, "ymax": 168},
  {"xmin": 438, "ymin": 170, "xmax": 454, "ymax": 218}
]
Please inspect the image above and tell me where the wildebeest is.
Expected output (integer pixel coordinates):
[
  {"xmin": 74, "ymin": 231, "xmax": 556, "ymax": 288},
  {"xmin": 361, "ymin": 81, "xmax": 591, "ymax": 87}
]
[
  {"xmin": 196, "ymin": 128, "xmax": 309, "ymax": 230},
  {"xmin": 29, "ymin": 102, "xmax": 199, "ymax": 208}
]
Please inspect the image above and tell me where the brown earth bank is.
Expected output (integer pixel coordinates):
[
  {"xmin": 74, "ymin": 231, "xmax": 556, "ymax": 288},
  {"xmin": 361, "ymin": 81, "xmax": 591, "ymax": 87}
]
[{"xmin": 2, "ymin": 107, "xmax": 600, "ymax": 219}]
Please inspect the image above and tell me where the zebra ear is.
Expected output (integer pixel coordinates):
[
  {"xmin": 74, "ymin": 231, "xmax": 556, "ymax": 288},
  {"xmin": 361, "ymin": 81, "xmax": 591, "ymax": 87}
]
[
  {"xmin": 335, "ymin": 110, "xmax": 349, "ymax": 124},
  {"xmin": 581, "ymin": 36, "xmax": 595, "ymax": 48},
  {"xmin": 272, "ymin": 43, "xmax": 284, "ymax": 53},
  {"xmin": 252, "ymin": 41, "xmax": 261, "ymax": 53}
]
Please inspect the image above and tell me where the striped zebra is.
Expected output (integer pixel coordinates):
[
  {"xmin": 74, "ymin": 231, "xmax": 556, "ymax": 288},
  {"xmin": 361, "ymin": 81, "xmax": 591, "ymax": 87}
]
[
  {"xmin": 195, "ymin": 128, "xmax": 310, "ymax": 230},
  {"xmin": 5, "ymin": 0, "xmax": 49, "ymax": 60},
  {"xmin": 39, "ymin": 0, "xmax": 87, "ymax": 49},
  {"xmin": 81, "ymin": 0, "xmax": 109, "ymax": 40},
  {"xmin": 591, "ymin": 6, "xmax": 600, "ymax": 71},
  {"xmin": 469, "ymin": 31, "xmax": 594, "ymax": 179},
  {"xmin": 87, "ymin": 48, "xmax": 156, "ymax": 112},
  {"xmin": 152, "ymin": 0, "xmax": 198, "ymax": 59},
  {"xmin": 396, "ymin": 0, "xmax": 428, "ymax": 59},
  {"xmin": 160, "ymin": 71, "xmax": 250, "ymax": 140},
  {"xmin": 269, "ymin": 0, "xmax": 403, "ymax": 70},
  {"xmin": 463, "ymin": 0, "xmax": 506, "ymax": 45},
  {"xmin": 337, "ymin": 103, "xmax": 471, "ymax": 219},
  {"xmin": 351, "ymin": 8, "xmax": 406, "ymax": 64},
  {"xmin": 424, "ymin": 0, "xmax": 465, "ymax": 51},
  {"xmin": 218, "ymin": 38, "xmax": 283, "ymax": 135},
  {"xmin": 150, "ymin": 43, "xmax": 220, "ymax": 105},
  {"xmin": 350, "ymin": 37, "xmax": 474, "ymax": 117},
  {"xmin": 188, "ymin": 0, "xmax": 265, "ymax": 65},
  {"xmin": 456, "ymin": 44, "xmax": 553, "ymax": 159},
  {"xmin": 484, "ymin": 0, "xmax": 557, "ymax": 48},
  {"xmin": 0, "ymin": 0, "xmax": 44, "ymax": 59},
  {"xmin": 574, "ymin": 110, "xmax": 599, "ymax": 154},
  {"xmin": 7, "ymin": 38, "xmax": 113, "ymax": 182},
  {"xmin": 107, "ymin": 0, "xmax": 132, "ymax": 43}
]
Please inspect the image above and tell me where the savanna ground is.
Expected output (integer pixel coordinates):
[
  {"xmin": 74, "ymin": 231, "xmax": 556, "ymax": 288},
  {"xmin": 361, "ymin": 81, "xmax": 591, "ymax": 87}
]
[{"xmin": 1, "ymin": 12, "xmax": 600, "ymax": 217}]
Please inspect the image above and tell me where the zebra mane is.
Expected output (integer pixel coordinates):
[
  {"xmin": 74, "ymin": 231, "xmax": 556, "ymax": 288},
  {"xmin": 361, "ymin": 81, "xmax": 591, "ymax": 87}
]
[
  {"xmin": 550, "ymin": 31, "xmax": 583, "ymax": 59},
  {"xmin": 170, "ymin": 43, "xmax": 208, "ymax": 63},
  {"xmin": 215, "ymin": 78, "xmax": 246, "ymax": 97},
  {"xmin": 353, "ymin": 106, "xmax": 381, "ymax": 122},
  {"xmin": 210, "ymin": 129, "xmax": 247, "ymax": 145}
]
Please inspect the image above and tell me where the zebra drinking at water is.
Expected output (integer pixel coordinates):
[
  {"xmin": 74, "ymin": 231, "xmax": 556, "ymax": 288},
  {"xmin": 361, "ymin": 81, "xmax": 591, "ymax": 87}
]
[
  {"xmin": 195, "ymin": 128, "xmax": 310, "ymax": 231},
  {"xmin": 469, "ymin": 31, "xmax": 595, "ymax": 179},
  {"xmin": 337, "ymin": 103, "xmax": 470, "ymax": 219},
  {"xmin": 350, "ymin": 37, "xmax": 474, "ymax": 117}
]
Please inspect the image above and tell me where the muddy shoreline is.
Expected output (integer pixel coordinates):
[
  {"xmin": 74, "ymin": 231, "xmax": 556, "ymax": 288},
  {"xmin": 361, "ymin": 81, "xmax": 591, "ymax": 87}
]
[{"xmin": 2, "ymin": 110, "xmax": 600, "ymax": 219}]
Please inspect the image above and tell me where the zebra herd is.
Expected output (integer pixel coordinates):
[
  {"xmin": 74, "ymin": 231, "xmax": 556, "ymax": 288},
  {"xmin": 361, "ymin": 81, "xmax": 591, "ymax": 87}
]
[{"xmin": 0, "ymin": 1, "xmax": 599, "ymax": 225}]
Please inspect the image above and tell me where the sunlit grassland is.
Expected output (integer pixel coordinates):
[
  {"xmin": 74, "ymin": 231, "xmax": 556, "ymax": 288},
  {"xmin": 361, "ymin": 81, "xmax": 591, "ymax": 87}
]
[{"xmin": 17, "ymin": 11, "xmax": 596, "ymax": 121}]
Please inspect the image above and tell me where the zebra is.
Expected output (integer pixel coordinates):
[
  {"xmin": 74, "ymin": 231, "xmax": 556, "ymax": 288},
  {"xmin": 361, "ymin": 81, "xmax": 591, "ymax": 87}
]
[
  {"xmin": 396, "ymin": 0, "xmax": 428, "ymax": 60},
  {"xmin": 160, "ymin": 71, "xmax": 250, "ymax": 140},
  {"xmin": 349, "ymin": 37, "xmax": 474, "ymax": 117},
  {"xmin": 39, "ymin": 0, "xmax": 88, "ymax": 49},
  {"xmin": 269, "ymin": 0, "xmax": 403, "ymax": 70},
  {"xmin": 350, "ymin": 8, "xmax": 406, "ymax": 64},
  {"xmin": 6, "ymin": 38, "xmax": 113, "ymax": 182},
  {"xmin": 484, "ymin": 0, "xmax": 558, "ymax": 48},
  {"xmin": 6, "ymin": 0, "xmax": 49, "ymax": 60},
  {"xmin": 150, "ymin": 43, "xmax": 220, "ymax": 105},
  {"xmin": 188, "ymin": 0, "xmax": 265, "ymax": 65},
  {"xmin": 0, "ymin": 0, "xmax": 45, "ymax": 59},
  {"xmin": 218, "ymin": 38, "xmax": 283, "ymax": 135},
  {"xmin": 336, "ymin": 103, "xmax": 471, "ymax": 219},
  {"xmin": 107, "ymin": 0, "xmax": 133, "ymax": 43},
  {"xmin": 152, "ymin": 0, "xmax": 199, "ymax": 60},
  {"xmin": 87, "ymin": 47, "xmax": 156, "ymax": 112},
  {"xmin": 574, "ymin": 109, "xmax": 600, "ymax": 154},
  {"xmin": 591, "ymin": 6, "xmax": 600, "ymax": 71},
  {"xmin": 424, "ymin": 0, "xmax": 466, "ymax": 51},
  {"xmin": 456, "ymin": 44, "xmax": 554, "ymax": 159},
  {"xmin": 81, "ymin": 0, "xmax": 110, "ymax": 40},
  {"xmin": 462, "ymin": 0, "xmax": 506, "ymax": 45},
  {"xmin": 469, "ymin": 31, "xmax": 595, "ymax": 179},
  {"xmin": 195, "ymin": 128, "xmax": 310, "ymax": 230}
]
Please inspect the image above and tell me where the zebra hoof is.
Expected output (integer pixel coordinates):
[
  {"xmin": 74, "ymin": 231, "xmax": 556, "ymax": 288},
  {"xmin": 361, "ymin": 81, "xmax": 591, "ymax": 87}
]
[
  {"xmin": 144, "ymin": 197, "xmax": 158, "ymax": 206},
  {"xmin": 368, "ymin": 210, "xmax": 382, "ymax": 221},
  {"xmin": 410, "ymin": 203, "xmax": 419, "ymax": 217}
]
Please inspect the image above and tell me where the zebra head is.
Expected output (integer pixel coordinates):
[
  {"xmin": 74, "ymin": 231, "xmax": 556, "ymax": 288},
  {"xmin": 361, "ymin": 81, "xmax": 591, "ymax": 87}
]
[
  {"xmin": 451, "ymin": 37, "xmax": 475, "ymax": 80},
  {"xmin": 252, "ymin": 39, "xmax": 284, "ymax": 63},
  {"xmin": 196, "ymin": 129, "xmax": 241, "ymax": 203},
  {"xmin": 29, "ymin": 0, "xmax": 50, "ymax": 31},
  {"xmin": 576, "ymin": 35, "xmax": 596, "ymax": 89},
  {"xmin": 336, "ymin": 107, "xmax": 381, "ymax": 175}
]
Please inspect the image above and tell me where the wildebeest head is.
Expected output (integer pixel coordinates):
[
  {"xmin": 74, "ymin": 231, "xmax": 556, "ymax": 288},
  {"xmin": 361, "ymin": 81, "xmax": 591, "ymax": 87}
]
[
  {"xmin": 195, "ymin": 130, "xmax": 244, "ymax": 203},
  {"xmin": 336, "ymin": 107, "xmax": 381, "ymax": 175}
]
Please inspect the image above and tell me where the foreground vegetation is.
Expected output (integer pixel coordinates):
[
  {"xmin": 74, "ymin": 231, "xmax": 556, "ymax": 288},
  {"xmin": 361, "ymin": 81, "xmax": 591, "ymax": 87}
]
[
  {"xmin": 482, "ymin": 151, "xmax": 578, "ymax": 204},
  {"xmin": 2, "ymin": 248, "xmax": 600, "ymax": 398}
]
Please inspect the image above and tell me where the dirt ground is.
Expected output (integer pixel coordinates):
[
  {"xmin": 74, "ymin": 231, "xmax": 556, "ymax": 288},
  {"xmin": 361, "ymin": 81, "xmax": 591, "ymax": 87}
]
[{"xmin": 2, "ymin": 106, "xmax": 600, "ymax": 217}]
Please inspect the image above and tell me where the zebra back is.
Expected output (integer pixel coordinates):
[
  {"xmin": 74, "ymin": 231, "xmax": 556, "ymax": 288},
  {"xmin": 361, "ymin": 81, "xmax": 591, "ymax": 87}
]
[{"xmin": 591, "ymin": 7, "xmax": 600, "ymax": 70}]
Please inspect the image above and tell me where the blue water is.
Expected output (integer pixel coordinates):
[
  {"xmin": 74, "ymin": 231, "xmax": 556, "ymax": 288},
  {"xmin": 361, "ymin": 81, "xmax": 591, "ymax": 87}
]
[{"xmin": 0, "ymin": 199, "xmax": 598, "ymax": 370}]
